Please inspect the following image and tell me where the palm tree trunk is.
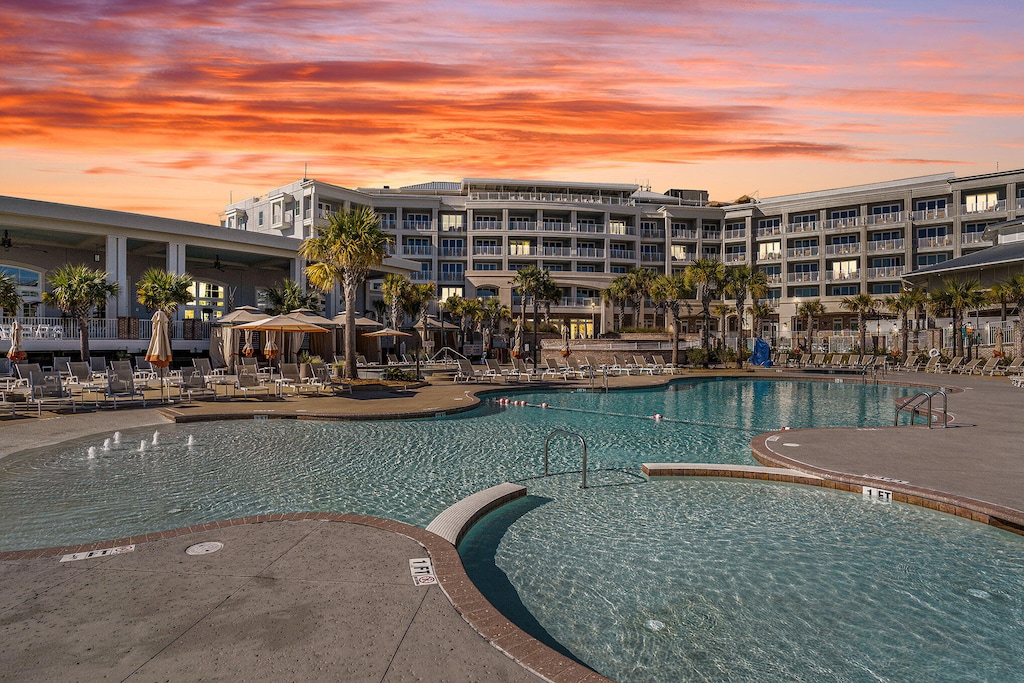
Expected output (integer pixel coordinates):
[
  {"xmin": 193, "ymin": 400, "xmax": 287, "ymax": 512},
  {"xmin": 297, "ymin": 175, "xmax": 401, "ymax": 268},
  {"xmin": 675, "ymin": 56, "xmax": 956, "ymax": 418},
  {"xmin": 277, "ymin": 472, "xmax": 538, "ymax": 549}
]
[
  {"xmin": 343, "ymin": 281, "xmax": 358, "ymax": 380},
  {"xmin": 77, "ymin": 314, "xmax": 91, "ymax": 362},
  {"xmin": 859, "ymin": 312, "xmax": 866, "ymax": 353},
  {"xmin": 532, "ymin": 300, "xmax": 540, "ymax": 370},
  {"xmin": 670, "ymin": 308, "xmax": 680, "ymax": 368},
  {"xmin": 901, "ymin": 312, "xmax": 909, "ymax": 360}
]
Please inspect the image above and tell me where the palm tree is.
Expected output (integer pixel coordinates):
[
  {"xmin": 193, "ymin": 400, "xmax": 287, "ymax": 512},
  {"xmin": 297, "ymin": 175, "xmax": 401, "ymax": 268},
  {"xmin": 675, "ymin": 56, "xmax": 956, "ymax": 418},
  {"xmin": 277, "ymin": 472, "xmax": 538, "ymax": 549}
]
[
  {"xmin": 649, "ymin": 273, "xmax": 691, "ymax": 368},
  {"xmin": 264, "ymin": 278, "xmax": 322, "ymax": 315},
  {"xmin": 621, "ymin": 268, "xmax": 655, "ymax": 329},
  {"xmin": 401, "ymin": 282, "xmax": 436, "ymax": 375},
  {"xmin": 135, "ymin": 268, "xmax": 194, "ymax": 316},
  {"xmin": 382, "ymin": 273, "xmax": 409, "ymax": 328},
  {"xmin": 684, "ymin": 258, "xmax": 725, "ymax": 362},
  {"xmin": 480, "ymin": 297, "xmax": 511, "ymax": 356},
  {"xmin": 42, "ymin": 264, "xmax": 120, "ymax": 361},
  {"xmin": 839, "ymin": 293, "xmax": 877, "ymax": 353},
  {"xmin": 712, "ymin": 303, "xmax": 733, "ymax": 350},
  {"xmin": 723, "ymin": 265, "xmax": 768, "ymax": 367},
  {"xmin": 0, "ymin": 271, "xmax": 23, "ymax": 316},
  {"xmin": 994, "ymin": 273, "xmax": 1024, "ymax": 356},
  {"xmin": 511, "ymin": 265, "xmax": 555, "ymax": 367},
  {"xmin": 748, "ymin": 300, "xmax": 775, "ymax": 343},
  {"xmin": 883, "ymin": 290, "xmax": 918, "ymax": 361},
  {"xmin": 795, "ymin": 299, "xmax": 826, "ymax": 353},
  {"xmin": 602, "ymin": 277, "xmax": 629, "ymax": 331},
  {"xmin": 929, "ymin": 278, "xmax": 984, "ymax": 357},
  {"xmin": 300, "ymin": 206, "xmax": 391, "ymax": 380}
]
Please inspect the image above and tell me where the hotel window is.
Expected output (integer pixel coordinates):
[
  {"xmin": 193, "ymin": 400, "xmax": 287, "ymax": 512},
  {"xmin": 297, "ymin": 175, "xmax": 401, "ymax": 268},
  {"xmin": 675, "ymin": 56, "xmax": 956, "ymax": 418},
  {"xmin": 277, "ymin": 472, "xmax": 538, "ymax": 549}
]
[
  {"xmin": 870, "ymin": 203, "xmax": 901, "ymax": 215},
  {"xmin": 377, "ymin": 212, "xmax": 396, "ymax": 229},
  {"xmin": 608, "ymin": 220, "xmax": 626, "ymax": 234},
  {"xmin": 184, "ymin": 281, "xmax": 224, "ymax": 320},
  {"xmin": 509, "ymin": 240, "xmax": 532, "ymax": 256},
  {"xmin": 792, "ymin": 286, "xmax": 819, "ymax": 298},
  {"xmin": 916, "ymin": 226, "xmax": 947, "ymax": 239},
  {"xmin": 258, "ymin": 211, "xmax": 264, "ymax": 227},
  {"xmin": 791, "ymin": 213, "xmax": 817, "ymax": 225},
  {"xmin": 611, "ymin": 266, "xmax": 628, "ymax": 274},
  {"xmin": 509, "ymin": 216, "xmax": 532, "ymax": 229},
  {"xmin": 546, "ymin": 264, "xmax": 565, "ymax": 271},
  {"xmin": 964, "ymin": 191, "xmax": 999, "ymax": 212},
  {"xmin": 758, "ymin": 265, "xmax": 781, "ymax": 279},
  {"xmin": 440, "ymin": 286, "xmax": 463, "ymax": 300},
  {"xmin": 671, "ymin": 245, "xmax": 690, "ymax": 261},
  {"xmin": 791, "ymin": 263, "xmax": 819, "ymax": 275},
  {"xmin": 440, "ymin": 263, "xmax": 464, "ymax": 279},
  {"xmin": 917, "ymin": 253, "xmax": 949, "ymax": 267},
  {"xmin": 701, "ymin": 246, "xmax": 720, "ymax": 258},
  {"xmin": 963, "ymin": 222, "xmax": 987, "ymax": 234},
  {"xmin": 830, "ymin": 208, "xmax": 858, "ymax": 219},
  {"xmin": 640, "ymin": 221, "xmax": 658, "ymax": 231},
  {"xmin": 577, "ymin": 265, "xmax": 596, "ymax": 272},
  {"xmin": 831, "ymin": 259, "xmax": 859, "ymax": 279},
  {"xmin": 870, "ymin": 257, "xmax": 900, "ymax": 268},
  {"xmin": 915, "ymin": 198, "xmax": 946, "ymax": 211},
  {"xmin": 870, "ymin": 283, "xmax": 901, "ymax": 294},
  {"xmin": 272, "ymin": 203, "xmax": 282, "ymax": 224},
  {"xmin": 473, "ymin": 262, "xmax": 499, "ymax": 271},
  {"xmin": 477, "ymin": 287, "xmax": 498, "ymax": 298},
  {"xmin": 406, "ymin": 213, "xmax": 431, "ymax": 229},
  {"xmin": 475, "ymin": 215, "xmax": 499, "ymax": 227},
  {"xmin": 317, "ymin": 201, "xmax": 333, "ymax": 218},
  {"xmin": 441, "ymin": 214, "xmax": 464, "ymax": 231},
  {"xmin": 758, "ymin": 241, "xmax": 781, "ymax": 259},
  {"xmin": 0, "ymin": 265, "xmax": 41, "ymax": 314},
  {"xmin": 758, "ymin": 218, "xmax": 781, "ymax": 229},
  {"xmin": 829, "ymin": 285, "xmax": 859, "ymax": 296},
  {"xmin": 641, "ymin": 244, "xmax": 663, "ymax": 258},
  {"xmin": 871, "ymin": 231, "xmax": 901, "ymax": 241}
]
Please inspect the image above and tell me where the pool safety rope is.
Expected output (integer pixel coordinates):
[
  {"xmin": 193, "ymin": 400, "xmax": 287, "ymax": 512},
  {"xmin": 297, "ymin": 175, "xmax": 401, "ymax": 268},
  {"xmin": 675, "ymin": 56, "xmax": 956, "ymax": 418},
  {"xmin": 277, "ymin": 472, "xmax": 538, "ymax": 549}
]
[{"xmin": 490, "ymin": 397, "xmax": 787, "ymax": 433}]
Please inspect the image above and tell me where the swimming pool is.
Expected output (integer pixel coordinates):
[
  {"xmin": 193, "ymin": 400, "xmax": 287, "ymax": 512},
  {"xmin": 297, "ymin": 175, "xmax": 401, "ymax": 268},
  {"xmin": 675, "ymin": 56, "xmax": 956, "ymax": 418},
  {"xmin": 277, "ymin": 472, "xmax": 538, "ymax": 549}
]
[
  {"xmin": 0, "ymin": 378, "xmax": 910, "ymax": 551},
  {"xmin": 460, "ymin": 476, "xmax": 1024, "ymax": 682}
]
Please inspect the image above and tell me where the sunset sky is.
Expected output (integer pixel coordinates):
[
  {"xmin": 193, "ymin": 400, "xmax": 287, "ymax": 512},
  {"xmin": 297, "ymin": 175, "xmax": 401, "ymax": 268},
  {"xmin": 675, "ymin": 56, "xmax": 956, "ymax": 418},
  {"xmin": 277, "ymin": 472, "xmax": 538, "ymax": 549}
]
[{"xmin": 2, "ymin": 0, "xmax": 1023, "ymax": 224}]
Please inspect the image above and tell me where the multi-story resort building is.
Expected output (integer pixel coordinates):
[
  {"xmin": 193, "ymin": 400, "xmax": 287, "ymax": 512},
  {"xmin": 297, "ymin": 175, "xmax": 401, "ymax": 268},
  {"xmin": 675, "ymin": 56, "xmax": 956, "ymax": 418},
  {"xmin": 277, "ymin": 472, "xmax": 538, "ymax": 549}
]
[{"xmin": 223, "ymin": 168, "xmax": 1024, "ymax": 346}]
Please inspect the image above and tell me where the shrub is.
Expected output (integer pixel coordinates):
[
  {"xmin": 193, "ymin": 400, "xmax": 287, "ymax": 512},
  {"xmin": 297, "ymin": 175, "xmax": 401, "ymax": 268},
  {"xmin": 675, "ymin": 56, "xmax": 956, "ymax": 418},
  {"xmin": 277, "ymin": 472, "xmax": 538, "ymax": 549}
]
[
  {"xmin": 382, "ymin": 367, "xmax": 418, "ymax": 381},
  {"xmin": 686, "ymin": 348, "xmax": 708, "ymax": 367}
]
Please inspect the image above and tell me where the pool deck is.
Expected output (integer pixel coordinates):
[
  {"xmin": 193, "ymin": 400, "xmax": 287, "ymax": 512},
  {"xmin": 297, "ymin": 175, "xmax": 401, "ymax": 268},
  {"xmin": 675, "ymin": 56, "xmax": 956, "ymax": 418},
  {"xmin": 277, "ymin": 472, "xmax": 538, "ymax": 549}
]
[{"xmin": 1, "ymin": 368, "xmax": 1022, "ymax": 681}]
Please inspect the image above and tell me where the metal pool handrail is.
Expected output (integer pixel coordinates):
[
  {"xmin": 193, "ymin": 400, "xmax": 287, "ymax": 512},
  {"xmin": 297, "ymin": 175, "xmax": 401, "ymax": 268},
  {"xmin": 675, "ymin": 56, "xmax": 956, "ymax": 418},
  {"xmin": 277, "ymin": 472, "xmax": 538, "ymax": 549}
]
[
  {"xmin": 895, "ymin": 389, "xmax": 948, "ymax": 428},
  {"xmin": 544, "ymin": 429, "xmax": 589, "ymax": 488}
]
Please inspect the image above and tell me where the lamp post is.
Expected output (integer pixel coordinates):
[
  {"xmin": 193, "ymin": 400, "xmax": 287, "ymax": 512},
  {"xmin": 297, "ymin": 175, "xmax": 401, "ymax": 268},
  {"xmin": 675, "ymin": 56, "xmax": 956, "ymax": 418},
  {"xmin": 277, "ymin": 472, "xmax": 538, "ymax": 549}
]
[{"xmin": 590, "ymin": 301, "xmax": 597, "ymax": 339}]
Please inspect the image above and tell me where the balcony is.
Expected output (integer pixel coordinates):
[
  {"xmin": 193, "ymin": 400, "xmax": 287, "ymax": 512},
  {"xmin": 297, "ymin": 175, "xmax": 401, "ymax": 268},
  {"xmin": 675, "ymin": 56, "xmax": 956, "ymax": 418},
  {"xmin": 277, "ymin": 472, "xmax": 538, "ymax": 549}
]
[
  {"xmin": 540, "ymin": 246, "xmax": 573, "ymax": 258},
  {"xmin": 400, "ymin": 245, "xmax": 434, "ymax": 257},
  {"xmin": 824, "ymin": 243, "xmax": 861, "ymax": 256},
  {"xmin": 508, "ymin": 247, "xmax": 535, "ymax": 256},
  {"xmin": 555, "ymin": 296, "xmax": 601, "ymax": 308},
  {"xmin": 1018, "ymin": 197, "xmax": 1024, "ymax": 211},
  {"xmin": 410, "ymin": 271, "xmax": 434, "ymax": 282},
  {"xmin": 473, "ymin": 221, "xmax": 505, "ymax": 231},
  {"xmin": 438, "ymin": 247, "xmax": 467, "ymax": 257},
  {"xmin": 403, "ymin": 220, "xmax": 434, "ymax": 231},
  {"xmin": 756, "ymin": 225, "xmax": 783, "ymax": 237},
  {"xmin": 724, "ymin": 252, "xmax": 748, "ymax": 264},
  {"xmin": 961, "ymin": 232, "xmax": 992, "ymax": 246},
  {"xmin": 724, "ymin": 228, "xmax": 747, "ymax": 240},
  {"xmin": 672, "ymin": 228, "xmax": 699, "ymax": 239},
  {"xmin": 757, "ymin": 251, "xmax": 782, "ymax": 262},
  {"xmin": 575, "ymin": 247, "xmax": 605, "ymax": 259},
  {"xmin": 865, "ymin": 266, "xmax": 905, "ymax": 279},
  {"xmin": 763, "ymin": 273, "xmax": 783, "ymax": 284},
  {"xmin": 824, "ymin": 271, "xmax": 859, "ymax": 281},
  {"xmin": 866, "ymin": 238, "xmax": 904, "ymax": 252},
  {"xmin": 916, "ymin": 235, "xmax": 953, "ymax": 249},
  {"xmin": 787, "ymin": 272, "xmax": 820, "ymax": 283},
  {"xmin": 438, "ymin": 271, "xmax": 465, "ymax": 283},
  {"xmin": 472, "ymin": 245, "xmax": 503, "ymax": 256},
  {"xmin": 468, "ymin": 191, "xmax": 635, "ymax": 206},
  {"xmin": 785, "ymin": 220, "xmax": 819, "ymax": 234},
  {"xmin": 702, "ymin": 231, "xmax": 722, "ymax": 241},
  {"xmin": 786, "ymin": 246, "xmax": 819, "ymax": 259},
  {"xmin": 640, "ymin": 251, "xmax": 665, "ymax": 263},
  {"xmin": 640, "ymin": 228, "xmax": 666, "ymax": 239},
  {"xmin": 910, "ymin": 207, "xmax": 949, "ymax": 221},
  {"xmin": 440, "ymin": 223, "xmax": 466, "ymax": 233},
  {"xmin": 821, "ymin": 216, "xmax": 865, "ymax": 231},
  {"xmin": 864, "ymin": 212, "xmax": 906, "ymax": 226},
  {"xmin": 671, "ymin": 253, "xmax": 695, "ymax": 264},
  {"xmin": 962, "ymin": 199, "xmax": 1007, "ymax": 215},
  {"xmin": 609, "ymin": 250, "xmax": 636, "ymax": 260}
]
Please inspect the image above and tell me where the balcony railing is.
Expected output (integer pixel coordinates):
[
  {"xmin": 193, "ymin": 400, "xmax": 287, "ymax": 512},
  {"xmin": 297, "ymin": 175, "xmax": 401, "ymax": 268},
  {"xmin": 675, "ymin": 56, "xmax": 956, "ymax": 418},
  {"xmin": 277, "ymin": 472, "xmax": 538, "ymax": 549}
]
[
  {"xmin": 963, "ymin": 199, "xmax": 1007, "ymax": 215},
  {"xmin": 609, "ymin": 250, "xmax": 636, "ymax": 260},
  {"xmin": 410, "ymin": 271, "xmax": 434, "ymax": 282},
  {"xmin": 555, "ymin": 297, "xmax": 600, "ymax": 308},
  {"xmin": 472, "ymin": 245, "xmax": 503, "ymax": 256},
  {"xmin": 916, "ymin": 235, "xmax": 953, "ymax": 249},
  {"xmin": 640, "ymin": 228, "xmax": 666, "ymax": 239},
  {"xmin": 756, "ymin": 225, "xmax": 783, "ymax": 237},
  {"xmin": 0, "ymin": 317, "xmax": 213, "ymax": 342},
  {"xmin": 400, "ymin": 245, "xmax": 434, "ymax": 257},
  {"xmin": 821, "ymin": 216, "xmax": 865, "ymax": 231},
  {"xmin": 763, "ymin": 273, "xmax": 783, "ymax": 284},
  {"xmin": 786, "ymin": 246, "xmax": 819, "ymax": 259},
  {"xmin": 724, "ymin": 228, "xmax": 747, "ymax": 240},
  {"xmin": 468, "ymin": 191, "xmax": 635, "ymax": 206},
  {"xmin": 1018, "ymin": 197, "xmax": 1024, "ymax": 211},
  {"xmin": 640, "ymin": 251, "xmax": 665, "ymax": 262},
  {"xmin": 910, "ymin": 207, "xmax": 949, "ymax": 221},
  {"xmin": 785, "ymin": 220, "xmax": 819, "ymax": 234},
  {"xmin": 787, "ymin": 272, "xmax": 820, "ymax": 283},
  {"xmin": 702, "ymin": 231, "xmax": 722, "ymax": 241},
  {"xmin": 866, "ymin": 238, "xmax": 904, "ymax": 252},
  {"xmin": 865, "ymin": 266, "xmax": 905, "ymax": 279},
  {"xmin": 824, "ymin": 243, "xmax": 861, "ymax": 256},
  {"xmin": 438, "ymin": 271, "xmax": 465, "ymax": 282},
  {"xmin": 672, "ymin": 228, "xmax": 699, "ymax": 240},
  {"xmin": 403, "ymin": 220, "xmax": 434, "ymax": 231},
  {"xmin": 379, "ymin": 220, "xmax": 398, "ymax": 230},
  {"xmin": 757, "ymin": 252, "xmax": 782, "ymax": 262},
  {"xmin": 671, "ymin": 253, "xmax": 695, "ymax": 264},
  {"xmin": 575, "ymin": 248, "xmax": 605, "ymax": 259},
  {"xmin": 724, "ymin": 252, "xmax": 748, "ymax": 263},
  {"xmin": 864, "ymin": 212, "xmax": 906, "ymax": 226},
  {"xmin": 508, "ymin": 247, "xmax": 535, "ymax": 256},
  {"xmin": 961, "ymin": 232, "xmax": 992, "ymax": 246},
  {"xmin": 438, "ymin": 247, "xmax": 467, "ymax": 257},
  {"xmin": 474, "ymin": 221, "xmax": 505, "ymax": 231},
  {"xmin": 824, "ymin": 271, "xmax": 859, "ymax": 281},
  {"xmin": 540, "ymin": 246, "xmax": 573, "ymax": 257}
]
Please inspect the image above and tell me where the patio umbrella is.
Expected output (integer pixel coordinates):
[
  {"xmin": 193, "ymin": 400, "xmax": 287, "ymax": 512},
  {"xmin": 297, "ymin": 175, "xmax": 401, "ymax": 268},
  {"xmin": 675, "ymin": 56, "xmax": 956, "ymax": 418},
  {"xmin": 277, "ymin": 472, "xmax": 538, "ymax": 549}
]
[
  {"xmin": 362, "ymin": 327, "xmax": 412, "ymax": 338},
  {"xmin": 332, "ymin": 313, "xmax": 383, "ymax": 328},
  {"xmin": 236, "ymin": 314, "xmax": 330, "ymax": 363},
  {"xmin": 264, "ymin": 330, "xmax": 278, "ymax": 360},
  {"xmin": 511, "ymin": 321, "xmax": 523, "ymax": 359},
  {"xmin": 216, "ymin": 306, "xmax": 269, "ymax": 326},
  {"xmin": 222, "ymin": 325, "xmax": 239, "ymax": 373},
  {"xmin": 145, "ymin": 310, "xmax": 173, "ymax": 401},
  {"xmin": 6, "ymin": 320, "xmax": 26, "ymax": 362},
  {"xmin": 560, "ymin": 324, "xmax": 572, "ymax": 357},
  {"xmin": 242, "ymin": 329, "xmax": 255, "ymax": 357}
]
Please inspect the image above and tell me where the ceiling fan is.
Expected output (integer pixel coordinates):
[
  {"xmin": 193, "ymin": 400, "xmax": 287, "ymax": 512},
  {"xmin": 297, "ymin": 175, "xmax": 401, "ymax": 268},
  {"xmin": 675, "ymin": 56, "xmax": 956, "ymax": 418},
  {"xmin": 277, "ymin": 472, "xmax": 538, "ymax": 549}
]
[{"xmin": 213, "ymin": 255, "xmax": 225, "ymax": 271}]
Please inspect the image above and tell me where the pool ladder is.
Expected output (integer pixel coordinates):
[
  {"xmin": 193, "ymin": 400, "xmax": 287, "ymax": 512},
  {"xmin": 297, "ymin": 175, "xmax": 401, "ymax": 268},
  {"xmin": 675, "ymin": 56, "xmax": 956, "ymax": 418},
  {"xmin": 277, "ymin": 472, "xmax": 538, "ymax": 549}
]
[
  {"xmin": 894, "ymin": 389, "xmax": 948, "ymax": 428},
  {"xmin": 543, "ymin": 429, "xmax": 589, "ymax": 488}
]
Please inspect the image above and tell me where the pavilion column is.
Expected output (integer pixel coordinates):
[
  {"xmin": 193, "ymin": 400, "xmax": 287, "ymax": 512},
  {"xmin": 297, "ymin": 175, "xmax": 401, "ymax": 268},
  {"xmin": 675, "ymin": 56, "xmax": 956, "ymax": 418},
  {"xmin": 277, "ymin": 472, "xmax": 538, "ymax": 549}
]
[
  {"xmin": 105, "ymin": 235, "xmax": 130, "ymax": 317},
  {"xmin": 166, "ymin": 242, "xmax": 188, "ymax": 276}
]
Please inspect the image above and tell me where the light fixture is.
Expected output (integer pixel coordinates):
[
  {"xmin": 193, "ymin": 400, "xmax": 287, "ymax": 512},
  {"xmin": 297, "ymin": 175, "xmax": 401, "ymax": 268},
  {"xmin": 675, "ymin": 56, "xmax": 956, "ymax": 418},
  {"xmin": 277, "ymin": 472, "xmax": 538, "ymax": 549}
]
[
  {"xmin": 213, "ymin": 255, "xmax": 224, "ymax": 271},
  {"xmin": 1, "ymin": 231, "xmax": 11, "ymax": 250},
  {"xmin": 94, "ymin": 253, "xmax": 101, "ymax": 262}
]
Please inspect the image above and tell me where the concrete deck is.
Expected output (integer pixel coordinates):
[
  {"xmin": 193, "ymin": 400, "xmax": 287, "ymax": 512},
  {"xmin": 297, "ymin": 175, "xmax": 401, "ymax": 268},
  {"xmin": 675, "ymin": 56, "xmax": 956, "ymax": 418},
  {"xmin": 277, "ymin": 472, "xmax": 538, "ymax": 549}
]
[{"xmin": 1, "ymin": 368, "xmax": 1022, "ymax": 682}]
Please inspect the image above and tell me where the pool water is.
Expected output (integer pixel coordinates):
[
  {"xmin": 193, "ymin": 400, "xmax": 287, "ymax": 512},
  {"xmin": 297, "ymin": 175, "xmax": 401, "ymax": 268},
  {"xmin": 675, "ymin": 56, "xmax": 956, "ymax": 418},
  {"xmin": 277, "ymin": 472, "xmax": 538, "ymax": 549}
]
[
  {"xmin": 460, "ymin": 476, "xmax": 1024, "ymax": 683},
  {"xmin": 0, "ymin": 379, "xmax": 911, "ymax": 551}
]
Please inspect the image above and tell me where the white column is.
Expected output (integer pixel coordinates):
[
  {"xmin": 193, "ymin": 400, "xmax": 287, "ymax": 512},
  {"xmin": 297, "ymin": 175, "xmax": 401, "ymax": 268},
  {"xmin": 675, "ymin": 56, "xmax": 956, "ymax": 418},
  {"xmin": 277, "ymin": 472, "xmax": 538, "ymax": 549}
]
[
  {"xmin": 166, "ymin": 242, "xmax": 187, "ymax": 275},
  {"xmin": 105, "ymin": 235, "xmax": 130, "ymax": 316},
  {"xmin": 291, "ymin": 256, "xmax": 306, "ymax": 290}
]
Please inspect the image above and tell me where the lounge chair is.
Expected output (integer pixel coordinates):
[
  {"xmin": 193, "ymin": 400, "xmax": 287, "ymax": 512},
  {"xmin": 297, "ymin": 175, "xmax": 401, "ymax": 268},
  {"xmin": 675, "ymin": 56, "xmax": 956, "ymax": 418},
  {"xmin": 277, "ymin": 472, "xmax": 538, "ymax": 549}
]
[
  {"xmin": 454, "ymin": 358, "xmax": 481, "ymax": 383},
  {"xmin": 231, "ymin": 366, "xmax": 271, "ymax": 399},
  {"xmin": 179, "ymin": 367, "xmax": 215, "ymax": 402},
  {"xmin": 310, "ymin": 361, "xmax": 353, "ymax": 394},
  {"xmin": 276, "ymin": 363, "xmax": 322, "ymax": 395},
  {"xmin": 89, "ymin": 356, "xmax": 108, "ymax": 378},
  {"xmin": 511, "ymin": 357, "xmax": 535, "ymax": 381},
  {"xmin": 14, "ymin": 363, "xmax": 42, "ymax": 386},
  {"xmin": 957, "ymin": 358, "xmax": 984, "ymax": 375},
  {"xmin": 0, "ymin": 358, "xmax": 11, "ymax": 378},
  {"xmin": 652, "ymin": 355, "xmax": 676, "ymax": 374},
  {"xmin": 66, "ymin": 361, "xmax": 105, "ymax": 402},
  {"xmin": 103, "ymin": 365, "xmax": 147, "ymax": 408},
  {"xmin": 541, "ymin": 358, "xmax": 566, "ymax": 380},
  {"xmin": 634, "ymin": 355, "xmax": 659, "ymax": 374},
  {"xmin": 566, "ymin": 356, "xmax": 589, "ymax": 379},
  {"xmin": 27, "ymin": 370, "xmax": 77, "ymax": 416},
  {"xmin": 941, "ymin": 356, "xmax": 966, "ymax": 374},
  {"xmin": 483, "ymin": 358, "xmax": 512, "ymax": 382},
  {"xmin": 915, "ymin": 356, "xmax": 939, "ymax": 373}
]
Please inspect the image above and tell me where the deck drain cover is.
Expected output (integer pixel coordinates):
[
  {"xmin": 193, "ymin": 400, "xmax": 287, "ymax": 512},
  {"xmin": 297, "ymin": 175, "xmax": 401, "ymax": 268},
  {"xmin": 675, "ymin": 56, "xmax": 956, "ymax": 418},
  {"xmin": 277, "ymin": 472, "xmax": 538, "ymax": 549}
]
[{"xmin": 186, "ymin": 541, "xmax": 224, "ymax": 556}]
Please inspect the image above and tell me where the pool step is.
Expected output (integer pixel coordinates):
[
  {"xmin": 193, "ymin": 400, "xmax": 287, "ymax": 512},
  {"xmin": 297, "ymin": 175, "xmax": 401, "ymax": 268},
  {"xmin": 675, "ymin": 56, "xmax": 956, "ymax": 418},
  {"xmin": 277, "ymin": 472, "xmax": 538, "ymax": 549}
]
[
  {"xmin": 426, "ymin": 482, "xmax": 527, "ymax": 546},
  {"xmin": 643, "ymin": 463, "xmax": 823, "ymax": 484}
]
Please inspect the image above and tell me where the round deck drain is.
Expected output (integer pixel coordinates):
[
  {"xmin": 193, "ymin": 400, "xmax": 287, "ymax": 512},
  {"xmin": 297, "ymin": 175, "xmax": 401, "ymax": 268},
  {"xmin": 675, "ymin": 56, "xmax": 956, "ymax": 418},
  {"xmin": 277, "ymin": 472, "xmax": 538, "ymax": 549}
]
[{"xmin": 186, "ymin": 541, "xmax": 224, "ymax": 555}]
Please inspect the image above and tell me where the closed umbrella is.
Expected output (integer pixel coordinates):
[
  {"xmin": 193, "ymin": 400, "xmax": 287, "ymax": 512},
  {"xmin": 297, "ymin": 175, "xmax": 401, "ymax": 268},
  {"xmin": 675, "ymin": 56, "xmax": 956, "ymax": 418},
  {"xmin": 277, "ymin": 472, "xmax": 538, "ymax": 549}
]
[
  {"xmin": 264, "ymin": 330, "xmax": 279, "ymax": 360},
  {"xmin": 242, "ymin": 329, "xmax": 255, "ymax": 357},
  {"xmin": 6, "ymin": 320, "xmax": 26, "ymax": 362},
  {"xmin": 222, "ymin": 325, "xmax": 239, "ymax": 374},
  {"xmin": 511, "ymin": 321, "xmax": 524, "ymax": 359},
  {"xmin": 560, "ymin": 324, "xmax": 572, "ymax": 357},
  {"xmin": 145, "ymin": 310, "xmax": 173, "ymax": 401}
]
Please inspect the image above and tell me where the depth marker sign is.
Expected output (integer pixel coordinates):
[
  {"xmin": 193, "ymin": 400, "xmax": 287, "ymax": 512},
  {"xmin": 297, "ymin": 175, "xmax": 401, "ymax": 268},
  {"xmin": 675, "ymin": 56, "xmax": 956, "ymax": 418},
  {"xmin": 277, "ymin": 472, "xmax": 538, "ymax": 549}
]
[{"xmin": 409, "ymin": 557, "xmax": 437, "ymax": 586}]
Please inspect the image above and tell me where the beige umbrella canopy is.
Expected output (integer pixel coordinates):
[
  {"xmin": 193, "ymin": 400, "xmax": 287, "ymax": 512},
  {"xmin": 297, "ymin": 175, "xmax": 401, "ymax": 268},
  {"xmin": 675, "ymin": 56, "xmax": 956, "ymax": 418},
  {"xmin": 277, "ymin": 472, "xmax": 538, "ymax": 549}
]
[
  {"xmin": 287, "ymin": 309, "xmax": 338, "ymax": 327},
  {"xmin": 362, "ymin": 327, "xmax": 412, "ymax": 338},
  {"xmin": 216, "ymin": 305, "xmax": 270, "ymax": 326},
  {"xmin": 235, "ymin": 315, "xmax": 330, "ymax": 334},
  {"xmin": 6, "ymin": 320, "xmax": 26, "ymax": 362},
  {"xmin": 333, "ymin": 313, "xmax": 384, "ymax": 328},
  {"xmin": 145, "ymin": 310, "xmax": 173, "ymax": 368}
]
